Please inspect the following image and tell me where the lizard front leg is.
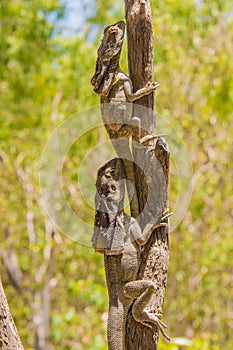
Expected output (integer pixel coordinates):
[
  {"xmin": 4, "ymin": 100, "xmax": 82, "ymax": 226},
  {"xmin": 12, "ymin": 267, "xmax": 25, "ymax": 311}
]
[
  {"xmin": 124, "ymin": 280, "xmax": 170, "ymax": 341},
  {"xmin": 124, "ymin": 80, "xmax": 160, "ymax": 102}
]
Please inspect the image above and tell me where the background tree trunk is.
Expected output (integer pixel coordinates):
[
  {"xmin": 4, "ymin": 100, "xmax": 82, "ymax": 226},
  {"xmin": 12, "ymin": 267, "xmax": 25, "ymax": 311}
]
[
  {"xmin": 0, "ymin": 279, "xmax": 24, "ymax": 350},
  {"xmin": 124, "ymin": 1, "xmax": 170, "ymax": 349}
]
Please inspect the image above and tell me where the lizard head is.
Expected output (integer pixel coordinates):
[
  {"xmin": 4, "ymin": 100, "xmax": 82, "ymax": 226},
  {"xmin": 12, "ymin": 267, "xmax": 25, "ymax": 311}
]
[
  {"xmin": 99, "ymin": 177, "xmax": 121, "ymax": 203},
  {"xmin": 102, "ymin": 21, "xmax": 125, "ymax": 57},
  {"xmin": 93, "ymin": 158, "xmax": 127, "ymax": 254},
  {"xmin": 91, "ymin": 21, "xmax": 125, "ymax": 95},
  {"xmin": 96, "ymin": 158, "xmax": 125, "ymax": 204}
]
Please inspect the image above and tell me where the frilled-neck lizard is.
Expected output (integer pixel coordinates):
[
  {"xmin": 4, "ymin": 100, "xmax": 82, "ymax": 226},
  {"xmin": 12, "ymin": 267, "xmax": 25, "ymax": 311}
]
[
  {"xmin": 92, "ymin": 159, "xmax": 170, "ymax": 350},
  {"xmin": 91, "ymin": 21, "xmax": 159, "ymax": 218}
]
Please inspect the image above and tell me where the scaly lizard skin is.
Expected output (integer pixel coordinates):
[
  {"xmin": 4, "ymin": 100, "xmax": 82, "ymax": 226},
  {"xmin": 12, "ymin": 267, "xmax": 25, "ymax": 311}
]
[
  {"xmin": 91, "ymin": 21, "xmax": 159, "ymax": 218},
  {"xmin": 92, "ymin": 159, "xmax": 170, "ymax": 350}
]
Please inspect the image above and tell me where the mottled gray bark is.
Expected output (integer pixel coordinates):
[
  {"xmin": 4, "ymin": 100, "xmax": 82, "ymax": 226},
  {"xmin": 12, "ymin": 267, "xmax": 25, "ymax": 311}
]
[
  {"xmin": 0, "ymin": 279, "xmax": 24, "ymax": 350},
  {"xmin": 124, "ymin": 1, "xmax": 170, "ymax": 349}
]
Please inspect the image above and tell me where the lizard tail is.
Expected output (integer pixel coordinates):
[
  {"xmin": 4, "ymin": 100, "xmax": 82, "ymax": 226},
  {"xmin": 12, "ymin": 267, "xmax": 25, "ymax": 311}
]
[
  {"xmin": 107, "ymin": 301, "xmax": 125, "ymax": 350},
  {"xmin": 105, "ymin": 256, "xmax": 132, "ymax": 350}
]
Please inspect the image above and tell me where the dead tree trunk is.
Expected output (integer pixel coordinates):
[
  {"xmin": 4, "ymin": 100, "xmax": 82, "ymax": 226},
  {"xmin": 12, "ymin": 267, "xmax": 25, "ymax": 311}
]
[
  {"xmin": 124, "ymin": 1, "xmax": 170, "ymax": 349},
  {"xmin": 91, "ymin": 1, "xmax": 170, "ymax": 349},
  {"xmin": 0, "ymin": 280, "xmax": 24, "ymax": 350}
]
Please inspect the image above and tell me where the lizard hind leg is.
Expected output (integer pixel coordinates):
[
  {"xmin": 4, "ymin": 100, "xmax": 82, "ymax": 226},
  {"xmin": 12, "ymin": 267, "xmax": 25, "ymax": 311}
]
[
  {"xmin": 124, "ymin": 280, "xmax": 156, "ymax": 323},
  {"xmin": 124, "ymin": 280, "xmax": 156, "ymax": 327},
  {"xmin": 124, "ymin": 280, "xmax": 170, "ymax": 341}
]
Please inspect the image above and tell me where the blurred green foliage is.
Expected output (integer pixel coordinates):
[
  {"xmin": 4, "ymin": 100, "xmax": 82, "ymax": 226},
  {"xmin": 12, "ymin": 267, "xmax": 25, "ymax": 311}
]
[{"xmin": 0, "ymin": 0, "xmax": 233, "ymax": 349}]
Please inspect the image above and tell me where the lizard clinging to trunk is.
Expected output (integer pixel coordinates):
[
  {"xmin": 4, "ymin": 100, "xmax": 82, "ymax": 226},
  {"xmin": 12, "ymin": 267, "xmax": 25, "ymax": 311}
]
[
  {"xmin": 91, "ymin": 21, "xmax": 159, "ymax": 218},
  {"xmin": 92, "ymin": 158, "xmax": 170, "ymax": 350}
]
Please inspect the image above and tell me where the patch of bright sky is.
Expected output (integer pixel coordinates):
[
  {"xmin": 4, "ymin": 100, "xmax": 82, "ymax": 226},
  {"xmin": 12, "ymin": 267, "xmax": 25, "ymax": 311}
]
[
  {"xmin": 51, "ymin": 0, "xmax": 125, "ymax": 39},
  {"xmin": 196, "ymin": 0, "xmax": 203, "ymax": 11},
  {"xmin": 51, "ymin": 0, "xmax": 96, "ymax": 36}
]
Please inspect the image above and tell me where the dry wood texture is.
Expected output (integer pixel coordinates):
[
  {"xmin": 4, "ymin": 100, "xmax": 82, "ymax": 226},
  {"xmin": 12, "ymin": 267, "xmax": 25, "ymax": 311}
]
[
  {"xmin": 0, "ymin": 280, "xmax": 24, "ymax": 350},
  {"xmin": 124, "ymin": 1, "xmax": 170, "ymax": 349}
]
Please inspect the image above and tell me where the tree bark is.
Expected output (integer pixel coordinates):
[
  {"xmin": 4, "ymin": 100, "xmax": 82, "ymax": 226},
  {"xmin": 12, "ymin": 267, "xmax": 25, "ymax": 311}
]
[
  {"xmin": 0, "ymin": 279, "xmax": 24, "ymax": 350},
  {"xmin": 124, "ymin": 1, "xmax": 170, "ymax": 349}
]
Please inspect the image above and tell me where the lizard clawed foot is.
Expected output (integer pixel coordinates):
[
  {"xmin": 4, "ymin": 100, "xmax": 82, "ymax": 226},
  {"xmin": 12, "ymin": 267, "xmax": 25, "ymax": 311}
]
[
  {"xmin": 146, "ymin": 81, "xmax": 160, "ymax": 92},
  {"xmin": 154, "ymin": 210, "xmax": 173, "ymax": 230},
  {"xmin": 148, "ymin": 313, "xmax": 170, "ymax": 342},
  {"xmin": 140, "ymin": 134, "xmax": 167, "ymax": 145},
  {"xmin": 134, "ymin": 311, "xmax": 170, "ymax": 342},
  {"xmin": 160, "ymin": 210, "xmax": 173, "ymax": 222}
]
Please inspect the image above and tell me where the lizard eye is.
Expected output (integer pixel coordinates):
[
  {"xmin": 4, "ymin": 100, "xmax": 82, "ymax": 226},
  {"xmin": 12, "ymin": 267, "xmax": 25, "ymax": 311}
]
[
  {"xmin": 111, "ymin": 185, "xmax": 116, "ymax": 192},
  {"xmin": 105, "ymin": 167, "xmax": 115, "ymax": 178}
]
